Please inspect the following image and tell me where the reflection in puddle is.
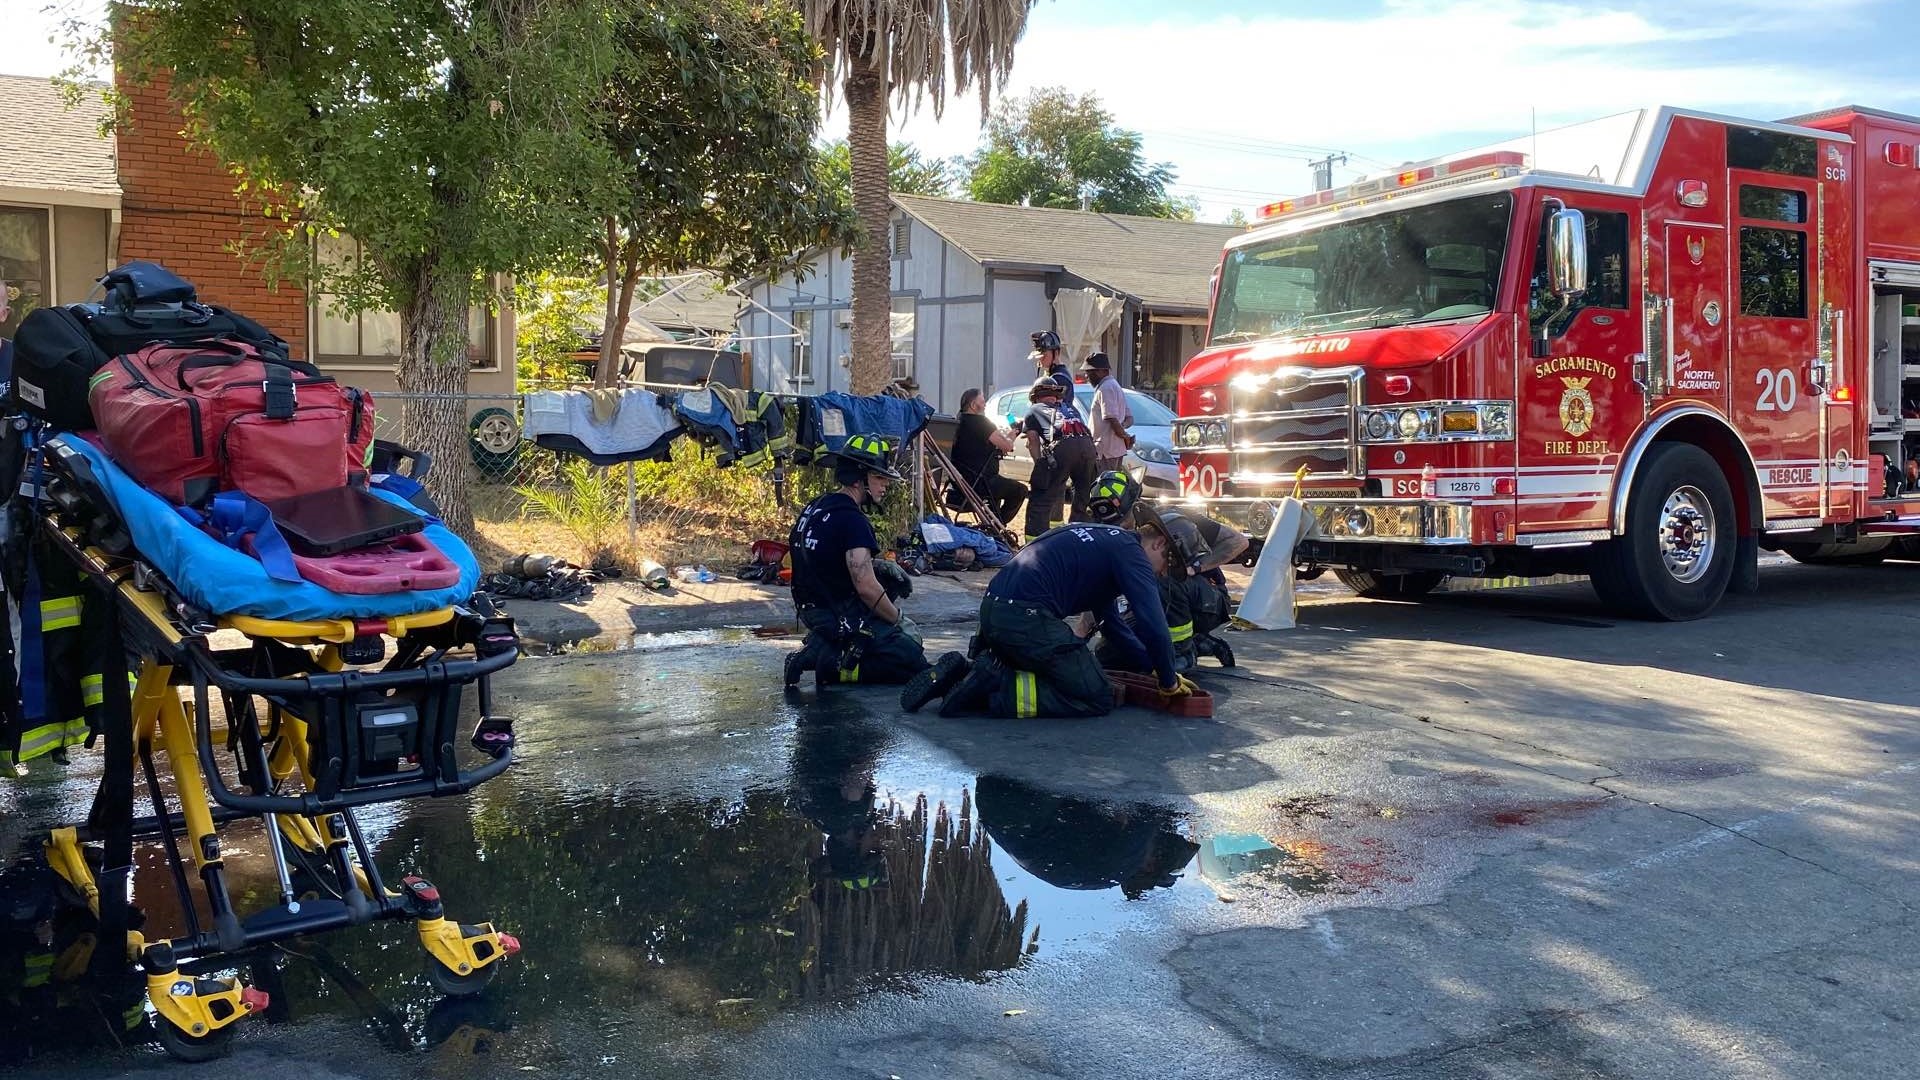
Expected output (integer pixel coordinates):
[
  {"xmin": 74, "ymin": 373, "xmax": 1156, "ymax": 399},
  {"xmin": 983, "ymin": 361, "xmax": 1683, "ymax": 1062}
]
[
  {"xmin": 975, "ymin": 776, "xmax": 1198, "ymax": 899},
  {"xmin": 0, "ymin": 690, "xmax": 1199, "ymax": 1069},
  {"xmin": 1198, "ymin": 833, "xmax": 1334, "ymax": 896}
]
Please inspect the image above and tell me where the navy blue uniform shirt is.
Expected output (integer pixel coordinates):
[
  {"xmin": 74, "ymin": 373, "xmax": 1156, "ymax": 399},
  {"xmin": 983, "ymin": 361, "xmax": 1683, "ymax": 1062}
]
[
  {"xmin": 1020, "ymin": 397, "xmax": 1092, "ymax": 443},
  {"xmin": 987, "ymin": 523, "xmax": 1177, "ymax": 686},
  {"xmin": 789, "ymin": 491, "xmax": 879, "ymax": 610}
]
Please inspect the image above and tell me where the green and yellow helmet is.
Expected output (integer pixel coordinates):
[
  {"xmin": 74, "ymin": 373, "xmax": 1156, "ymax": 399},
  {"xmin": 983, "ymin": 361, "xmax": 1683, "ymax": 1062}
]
[
  {"xmin": 1087, "ymin": 470, "xmax": 1141, "ymax": 525},
  {"xmin": 835, "ymin": 433, "xmax": 903, "ymax": 481}
]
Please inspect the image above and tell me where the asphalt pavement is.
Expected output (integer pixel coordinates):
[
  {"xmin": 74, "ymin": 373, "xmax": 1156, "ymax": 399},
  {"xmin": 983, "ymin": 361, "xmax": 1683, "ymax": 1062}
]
[{"xmin": 2, "ymin": 558, "xmax": 1917, "ymax": 1078}]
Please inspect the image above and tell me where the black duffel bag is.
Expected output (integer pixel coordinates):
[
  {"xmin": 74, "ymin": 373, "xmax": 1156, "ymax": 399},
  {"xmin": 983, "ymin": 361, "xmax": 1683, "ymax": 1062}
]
[{"xmin": 8, "ymin": 261, "xmax": 289, "ymax": 431}]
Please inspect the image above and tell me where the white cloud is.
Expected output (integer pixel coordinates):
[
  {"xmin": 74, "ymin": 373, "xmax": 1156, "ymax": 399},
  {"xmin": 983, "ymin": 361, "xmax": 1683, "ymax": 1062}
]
[{"xmin": 832, "ymin": 0, "xmax": 1913, "ymax": 219}]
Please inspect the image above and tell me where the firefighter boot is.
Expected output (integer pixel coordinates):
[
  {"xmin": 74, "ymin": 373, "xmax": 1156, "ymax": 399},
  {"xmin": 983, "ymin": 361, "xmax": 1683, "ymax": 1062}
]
[
  {"xmin": 785, "ymin": 633, "xmax": 829, "ymax": 688},
  {"xmin": 901, "ymin": 652, "xmax": 971, "ymax": 713},
  {"xmin": 940, "ymin": 653, "xmax": 1005, "ymax": 717},
  {"xmin": 1195, "ymin": 633, "xmax": 1235, "ymax": 668}
]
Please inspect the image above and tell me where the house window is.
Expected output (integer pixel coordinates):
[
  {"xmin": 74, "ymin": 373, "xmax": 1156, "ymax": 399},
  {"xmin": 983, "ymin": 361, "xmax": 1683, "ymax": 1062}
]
[
  {"xmin": 0, "ymin": 206, "xmax": 52, "ymax": 339},
  {"xmin": 789, "ymin": 309, "xmax": 813, "ymax": 383},
  {"xmin": 312, "ymin": 234, "xmax": 495, "ymax": 369},
  {"xmin": 892, "ymin": 218, "xmax": 911, "ymax": 260},
  {"xmin": 890, "ymin": 295, "xmax": 915, "ymax": 381}
]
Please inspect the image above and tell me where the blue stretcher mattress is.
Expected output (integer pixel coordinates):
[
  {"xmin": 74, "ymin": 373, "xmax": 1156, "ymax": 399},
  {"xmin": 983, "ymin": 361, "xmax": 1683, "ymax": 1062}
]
[{"xmin": 66, "ymin": 437, "xmax": 480, "ymax": 622}]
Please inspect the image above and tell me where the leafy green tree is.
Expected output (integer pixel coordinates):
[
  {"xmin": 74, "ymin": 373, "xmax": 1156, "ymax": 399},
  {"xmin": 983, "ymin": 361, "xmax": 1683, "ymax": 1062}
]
[
  {"xmin": 965, "ymin": 87, "xmax": 1192, "ymax": 219},
  {"xmin": 589, "ymin": 0, "xmax": 843, "ymax": 387},
  {"xmin": 817, "ymin": 141, "xmax": 955, "ymax": 213},
  {"xmin": 88, "ymin": 0, "xmax": 623, "ymax": 533},
  {"xmin": 1223, "ymin": 208, "xmax": 1251, "ymax": 228},
  {"xmin": 802, "ymin": 0, "xmax": 1039, "ymax": 394}
]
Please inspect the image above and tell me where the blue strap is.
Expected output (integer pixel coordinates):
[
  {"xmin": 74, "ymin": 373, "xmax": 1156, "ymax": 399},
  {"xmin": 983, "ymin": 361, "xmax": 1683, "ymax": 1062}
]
[
  {"xmin": 370, "ymin": 474, "xmax": 441, "ymax": 525},
  {"xmin": 178, "ymin": 492, "xmax": 302, "ymax": 583}
]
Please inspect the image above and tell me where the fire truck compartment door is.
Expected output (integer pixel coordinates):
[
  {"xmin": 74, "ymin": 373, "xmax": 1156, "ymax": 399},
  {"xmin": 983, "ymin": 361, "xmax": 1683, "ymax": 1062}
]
[
  {"xmin": 1661, "ymin": 222, "xmax": 1730, "ymax": 411},
  {"xmin": 1726, "ymin": 172, "xmax": 1822, "ymax": 522}
]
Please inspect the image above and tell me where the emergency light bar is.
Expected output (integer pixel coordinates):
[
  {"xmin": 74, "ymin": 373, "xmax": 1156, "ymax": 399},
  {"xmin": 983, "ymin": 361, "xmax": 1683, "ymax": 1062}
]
[{"xmin": 1257, "ymin": 151, "xmax": 1531, "ymax": 221}]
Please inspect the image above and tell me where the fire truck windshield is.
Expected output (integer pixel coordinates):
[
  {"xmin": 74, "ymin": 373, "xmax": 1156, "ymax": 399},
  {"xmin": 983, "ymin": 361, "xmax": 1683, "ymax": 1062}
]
[{"xmin": 1209, "ymin": 192, "xmax": 1514, "ymax": 346}]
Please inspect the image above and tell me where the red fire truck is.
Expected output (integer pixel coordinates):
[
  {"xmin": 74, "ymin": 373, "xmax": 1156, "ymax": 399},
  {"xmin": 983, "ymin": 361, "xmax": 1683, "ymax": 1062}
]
[{"xmin": 1175, "ymin": 105, "xmax": 1920, "ymax": 619}]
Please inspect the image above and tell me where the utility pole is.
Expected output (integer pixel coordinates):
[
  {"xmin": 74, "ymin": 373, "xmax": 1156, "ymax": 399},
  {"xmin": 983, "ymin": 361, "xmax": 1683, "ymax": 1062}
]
[{"xmin": 1309, "ymin": 152, "xmax": 1348, "ymax": 192}]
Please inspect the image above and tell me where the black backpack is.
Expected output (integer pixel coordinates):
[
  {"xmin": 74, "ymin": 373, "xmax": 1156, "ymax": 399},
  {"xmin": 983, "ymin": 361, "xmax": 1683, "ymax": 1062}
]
[{"xmin": 8, "ymin": 262, "xmax": 289, "ymax": 431}]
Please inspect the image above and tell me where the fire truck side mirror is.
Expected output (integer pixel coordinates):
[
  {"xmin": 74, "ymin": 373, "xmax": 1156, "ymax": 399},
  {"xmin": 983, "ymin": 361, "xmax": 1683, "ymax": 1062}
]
[{"xmin": 1547, "ymin": 208, "xmax": 1589, "ymax": 298}]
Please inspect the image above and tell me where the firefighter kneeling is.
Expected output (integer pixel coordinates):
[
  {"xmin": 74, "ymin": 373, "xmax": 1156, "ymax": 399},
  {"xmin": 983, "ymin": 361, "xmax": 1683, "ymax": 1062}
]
[
  {"xmin": 784, "ymin": 434, "xmax": 931, "ymax": 690},
  {"xmin": 901, "ymin": 502, "xmax": 1194, "ymax": 718},
  {"xmin": 1083, "ymin": 472, "xmax": 1242, "ymax": 671}
]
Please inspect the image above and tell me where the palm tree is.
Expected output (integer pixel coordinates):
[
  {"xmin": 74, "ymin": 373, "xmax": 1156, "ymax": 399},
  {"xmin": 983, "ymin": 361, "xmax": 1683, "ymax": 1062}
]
[{"xmin": 804, "ymin": 0, "xmax": 1038, "ymax": 394}]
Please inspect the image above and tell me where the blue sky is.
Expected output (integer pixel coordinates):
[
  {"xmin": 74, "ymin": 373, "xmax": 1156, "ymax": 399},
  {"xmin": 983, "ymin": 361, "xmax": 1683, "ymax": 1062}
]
[{"xmin": 9, "ymin": 0, "xmax": 1920, "ymax": 222}]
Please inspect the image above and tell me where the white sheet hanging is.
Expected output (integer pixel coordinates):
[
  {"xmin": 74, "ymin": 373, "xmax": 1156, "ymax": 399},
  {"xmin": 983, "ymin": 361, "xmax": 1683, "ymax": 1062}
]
[{"xmin": 1052, "ymin": 288, "xmax": 1125, "ymax": 365}]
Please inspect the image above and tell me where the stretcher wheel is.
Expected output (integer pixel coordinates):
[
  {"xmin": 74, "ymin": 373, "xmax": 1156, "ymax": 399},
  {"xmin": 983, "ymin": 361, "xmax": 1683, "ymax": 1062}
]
[
  {"xmin": 154, "ymin": 1015, "xmax": 234, "ymax": 1063},
  {"xmin": 426, "ymin": 956, "xmax": 499, "ymax": 998}
]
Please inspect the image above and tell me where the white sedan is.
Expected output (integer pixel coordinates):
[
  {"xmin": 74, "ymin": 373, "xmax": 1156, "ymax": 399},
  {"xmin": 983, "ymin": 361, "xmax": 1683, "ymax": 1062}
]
[{"xmin": 983, "ymin": 385, "xmax": 1180, "ymax": 495}]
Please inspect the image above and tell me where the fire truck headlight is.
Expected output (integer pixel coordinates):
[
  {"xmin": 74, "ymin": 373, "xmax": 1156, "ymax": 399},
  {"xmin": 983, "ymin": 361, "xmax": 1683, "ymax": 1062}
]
[
  {"xmin": 1364, "ymin": 410, "xmax": 1393, "ymax": 441},
  {"xmin": 1396, "ymin": 409, "xmax": 1424, "ymax": 440},
  {"xmin": 1482, "ymin": 404, "xmax": 1513, "ymax": 439}
]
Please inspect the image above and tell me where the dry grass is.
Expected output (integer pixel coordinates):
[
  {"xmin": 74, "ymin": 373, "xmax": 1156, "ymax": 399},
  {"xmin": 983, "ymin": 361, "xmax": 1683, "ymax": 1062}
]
[{"xmin": 470, "ymin": 498, "xmax": 777, "ymax": 574}]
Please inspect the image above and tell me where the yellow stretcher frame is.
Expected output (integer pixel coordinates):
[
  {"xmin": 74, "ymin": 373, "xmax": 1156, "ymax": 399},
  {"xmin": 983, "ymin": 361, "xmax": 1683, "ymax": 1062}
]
[{"xmin": 33, "ymin": 520, "xmax": 519, "ymax": 1061}]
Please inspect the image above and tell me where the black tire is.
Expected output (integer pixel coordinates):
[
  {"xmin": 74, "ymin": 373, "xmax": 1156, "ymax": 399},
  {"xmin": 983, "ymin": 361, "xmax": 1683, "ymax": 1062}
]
[
  {"xmin": 1334, "ymin": 568, "xmax": 1448, "ymax": 599},
  {"xmin": 427, "ymin": 957, "xmax": 499, "ymax": 998},
  {"xmin": 468, "ymin": 407, "xmax": 522, "ymax": 481},
  {"xmin": 155, "ymin": 1016, "xmax": 233, "ymax": 1063},
  {"xmin": 1588, "ymin": 442, "xmax": 1735, "ymax": 621}
]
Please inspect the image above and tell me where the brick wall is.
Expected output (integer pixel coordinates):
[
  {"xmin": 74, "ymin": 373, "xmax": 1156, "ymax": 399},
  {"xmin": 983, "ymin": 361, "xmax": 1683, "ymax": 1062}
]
[{"xmin": 114, "ymin": 71, "xmax": 310, "ymax": 356}]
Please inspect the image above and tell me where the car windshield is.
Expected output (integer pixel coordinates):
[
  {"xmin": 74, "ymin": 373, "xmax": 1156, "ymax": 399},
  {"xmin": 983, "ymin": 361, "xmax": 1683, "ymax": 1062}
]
[{"xmin": 1209, "ymin": 191, "xmax": 1514, "ymax": 345}]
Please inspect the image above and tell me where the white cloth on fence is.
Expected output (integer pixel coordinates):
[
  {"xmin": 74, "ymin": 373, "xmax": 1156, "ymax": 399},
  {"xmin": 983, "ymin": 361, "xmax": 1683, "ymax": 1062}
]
[
  {"xmin": 1235, "ymin": 498, "xmax": 1315, "ymax": 630},
  {"xmin": 521, "ymin": 389, "xmax": 680, "ymax": 457}
]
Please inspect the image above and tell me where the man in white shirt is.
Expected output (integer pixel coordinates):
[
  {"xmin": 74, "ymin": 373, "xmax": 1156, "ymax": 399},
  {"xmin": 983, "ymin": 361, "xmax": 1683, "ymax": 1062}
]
[{"xmin": 1083, "ymin": 352, "xmax": 1133, "ymax": 471}]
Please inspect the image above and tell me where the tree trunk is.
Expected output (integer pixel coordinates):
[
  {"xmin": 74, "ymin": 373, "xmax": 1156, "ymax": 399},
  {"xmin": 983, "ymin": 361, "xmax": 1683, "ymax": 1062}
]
[
  {"xmin": 595, "ymin": 217, "xmax": 623, "ymax": 388},
  {"xmin": 844, "ymin": 66, "xmax": 893, "ymax": 396},
  {"xmin": 599, "ymin": 239, "xmax": 643, "ymax": 390},
  {"xmin": 397, "ymin": 258, "xmax": 476, "ymax": 536}
]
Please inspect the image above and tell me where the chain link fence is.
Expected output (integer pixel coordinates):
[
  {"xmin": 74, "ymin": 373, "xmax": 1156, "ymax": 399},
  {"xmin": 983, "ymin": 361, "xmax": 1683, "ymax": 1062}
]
[
  {"xmin": 368, "ymin": 388, "xmax": 831, "ymax": 560},
  {"xmin": 371, "ymin": 392, "xmax": 566, "ymax": 531}
]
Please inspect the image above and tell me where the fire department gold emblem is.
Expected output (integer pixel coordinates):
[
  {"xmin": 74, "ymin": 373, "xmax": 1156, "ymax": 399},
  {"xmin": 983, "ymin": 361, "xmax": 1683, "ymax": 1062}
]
[{"xmin": 1559, "ymin": 376, "xmax": 1594, "ymax": 437}]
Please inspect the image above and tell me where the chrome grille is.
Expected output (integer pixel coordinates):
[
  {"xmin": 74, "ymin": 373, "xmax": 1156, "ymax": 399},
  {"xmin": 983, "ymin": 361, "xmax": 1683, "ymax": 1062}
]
[{"xmin": 1227, "ymin": 366, "xmax": 1362, "ymax": 484}]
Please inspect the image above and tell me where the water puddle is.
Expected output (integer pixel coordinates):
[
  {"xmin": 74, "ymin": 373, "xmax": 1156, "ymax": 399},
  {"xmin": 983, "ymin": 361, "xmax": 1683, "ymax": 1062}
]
[
  {"xmin": 0, "ymin": 669, "xmax": 1209, "ymax": 1071},
  {"xmin": 522, "ymin": 625, "xmax": 788, "ymax": 657}
]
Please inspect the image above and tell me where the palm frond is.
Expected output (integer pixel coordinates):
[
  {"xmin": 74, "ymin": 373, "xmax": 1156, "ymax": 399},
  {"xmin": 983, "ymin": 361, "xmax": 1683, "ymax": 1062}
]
[{"xmin": 803, "ymin": 0, "xmax": 1034, "ymax": 119}]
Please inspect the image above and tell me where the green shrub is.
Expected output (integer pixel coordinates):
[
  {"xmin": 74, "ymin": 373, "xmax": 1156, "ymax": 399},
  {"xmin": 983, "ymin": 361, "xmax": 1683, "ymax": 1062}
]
[{"xmin": 515, "ymin": 457, "xmax": 628, "ymax": 565}]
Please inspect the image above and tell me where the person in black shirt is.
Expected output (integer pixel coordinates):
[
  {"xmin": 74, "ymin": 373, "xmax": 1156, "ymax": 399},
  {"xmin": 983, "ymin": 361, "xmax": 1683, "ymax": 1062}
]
[
  {"xmin": 1019, "ymin": 378, "xmax": 1097, "ymax": 541},
  {"xmin": 785, "ymin": 434, "xmax": 930, "ymax": 689},
  {"xmin": 949, "ymin": 388, "xmax": 1026, "ymax": 526}
]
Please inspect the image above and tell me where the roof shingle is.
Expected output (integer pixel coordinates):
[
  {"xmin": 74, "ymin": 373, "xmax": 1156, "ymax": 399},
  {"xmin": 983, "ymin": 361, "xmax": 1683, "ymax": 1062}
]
[
  {"xmin": 893, "ymin": 194, "xmax": 1239, "ymax": 313},
  {"xmin": 0, "ymin": 74, "xmax": 119, "ymax": 201}
]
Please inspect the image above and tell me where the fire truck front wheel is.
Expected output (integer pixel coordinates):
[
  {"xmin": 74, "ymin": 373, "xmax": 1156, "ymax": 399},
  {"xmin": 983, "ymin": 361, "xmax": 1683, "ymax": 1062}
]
[
  {"xmin": 1333, "ymin": 569, "xmax": 1448, "ymax": 599},
  {"xmin": 1589, "ymin": 442, "xmax": 1735, "ymax": 621}
]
